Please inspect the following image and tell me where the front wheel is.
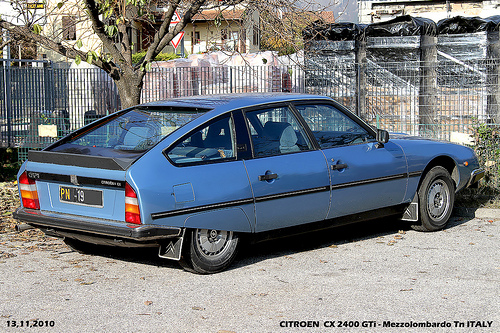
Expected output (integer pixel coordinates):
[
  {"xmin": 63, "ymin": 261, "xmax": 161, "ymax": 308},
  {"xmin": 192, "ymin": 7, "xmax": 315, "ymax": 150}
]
[
  {"xmin": 412, "ymin": 166, "xmax": 455, "ymax": 231},
  {"xmin": 180, "ymin": 229, "xmax": 239, "ymax": 274}
]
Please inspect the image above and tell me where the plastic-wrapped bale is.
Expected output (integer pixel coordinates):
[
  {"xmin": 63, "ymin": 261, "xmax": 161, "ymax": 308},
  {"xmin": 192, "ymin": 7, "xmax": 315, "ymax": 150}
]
[
  {"xmin": 437, "ymin": 15, "xmax": 500, "ymax": 124},
  {"xmin": 143, "ymin": 62, "xmax": 171, "ymax": 101},
  {"xmin": 365, "ymin": 15, "xmax": 437, "ymax": 64},
  {"xmin": 438, "ymin": 15, "xmax": 500, "ymax": 35},
  {"xmin": 438, "ymin": 16, "xmax": 500, "ymax": 61},
  {"xmin": 302, "ymin": 22, "xmax": 366, "ymax": 105},
  {"xmin": 188, "ymin": 54, "xmax": 216, "ymax": 95},
  {"xmin": 303, "ymin": 22, "xmax": 365, "ymax": 68},
  {"xmin": 364, "ymin": 16, "xmax": 438, "ymax": 137},
  {"xmin": 143, "ymin": 59, "xmax": 194, "ymax": 100}
]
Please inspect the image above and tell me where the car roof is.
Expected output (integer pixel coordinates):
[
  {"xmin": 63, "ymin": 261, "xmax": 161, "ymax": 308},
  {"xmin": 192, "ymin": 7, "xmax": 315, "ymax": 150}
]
[{"xmin": 140, "ymin": 93, "xmax": 334, "ymax": 113}]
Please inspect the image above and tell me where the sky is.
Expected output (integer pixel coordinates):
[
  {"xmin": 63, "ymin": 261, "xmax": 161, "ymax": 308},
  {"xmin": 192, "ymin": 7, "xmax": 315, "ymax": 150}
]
[
  {"xmin": 307, "ymin": 0, "xmax": 359, "ymax": 23},
  {"xmin": 0, "ymin": 0, "xmax": 359, "ymax": 24}
]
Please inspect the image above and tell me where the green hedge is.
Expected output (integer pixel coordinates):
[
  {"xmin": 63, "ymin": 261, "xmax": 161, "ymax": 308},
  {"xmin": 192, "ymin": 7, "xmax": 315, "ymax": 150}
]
[
  {"xmin": 473, "ymin": 122, "xmax": 500, "ymax": 193},
  {"xmin": 132, "ymin": 52, "xmax": 180, "ymax": 64}
]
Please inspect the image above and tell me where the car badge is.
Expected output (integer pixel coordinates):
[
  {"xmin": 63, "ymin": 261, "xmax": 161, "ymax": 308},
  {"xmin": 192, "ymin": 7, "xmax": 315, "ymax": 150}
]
[{"xmin": 70, "ymin": 175, "xmax": 79, "ymax": 185}]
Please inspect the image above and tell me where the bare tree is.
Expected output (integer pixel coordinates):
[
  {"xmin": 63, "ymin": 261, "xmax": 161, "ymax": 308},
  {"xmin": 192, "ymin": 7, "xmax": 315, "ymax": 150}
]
[
  {"xmin": 1, "ymin": 0, "xmax": 343, "ymax": 108},
  {"xmin": 1, "ymin": 0, "xmax": 238, "ymax": 108},
  {"xmin": 0, "ymin": 0, "xmax": 47, "ymax": 58},
  {"xmin": 259, "ymin": 0, "xmax": 337, "ymax": 56},
  {"xmin": 0, "ymin": 38, "xmax": 10, "ymax": 50}
]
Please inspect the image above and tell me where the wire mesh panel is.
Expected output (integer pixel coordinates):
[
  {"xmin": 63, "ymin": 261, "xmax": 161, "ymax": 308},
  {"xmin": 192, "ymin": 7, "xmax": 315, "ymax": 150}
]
[
  {"xmin": 304, "ymin": 62, "xmax": 357, "ymax": 111},
  {"xmin": 362, "ymin": 60, "xmax": 420, "ymax": 135},
  {"xmin": 353, "ymin": 59, "xmax": 498, "ymax": 141},
  {"xmin": 141, "ymin": 65, "xmax": 306, "ymax": 102},
  {"xmin": 0, "ymin": 63, "xmax": 121, "ymax": 160},
  {"xmin": 1, "ymin": 63, "xmax": 49, "ymax": 155},
  {"xmin": 1, "ymin": 59, "xmax": 499, "ymax": 165}
]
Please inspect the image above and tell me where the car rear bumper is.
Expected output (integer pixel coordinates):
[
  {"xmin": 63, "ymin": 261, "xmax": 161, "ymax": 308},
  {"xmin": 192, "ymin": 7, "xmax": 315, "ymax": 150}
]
[
  {"xmin": 468, "ymin": 168, "xmax": 485, "ymax": 187},
  {"xmin": 13, "ymin": 208, "xmax": 182, "ymax": 241}
]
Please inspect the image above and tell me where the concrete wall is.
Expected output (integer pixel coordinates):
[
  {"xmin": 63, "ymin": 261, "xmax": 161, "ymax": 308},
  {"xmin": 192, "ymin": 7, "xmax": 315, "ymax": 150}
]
[{"xmin": 359, "ymin": 0, "xmax": 500, "ymax": 24}]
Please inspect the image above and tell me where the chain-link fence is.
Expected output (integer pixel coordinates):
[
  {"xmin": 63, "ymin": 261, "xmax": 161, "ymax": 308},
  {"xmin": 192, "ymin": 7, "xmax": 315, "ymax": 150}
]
[
  {"xmin": 1, "ymin": 60, "xmax": 121, "ymax": 160},
  {"xmin": 361, "ymin": 59, "xmax": 499, "ymax": 140},
  {"xmin": 1, "ymin": 59, "xmax": 499, "ymax": 185}
]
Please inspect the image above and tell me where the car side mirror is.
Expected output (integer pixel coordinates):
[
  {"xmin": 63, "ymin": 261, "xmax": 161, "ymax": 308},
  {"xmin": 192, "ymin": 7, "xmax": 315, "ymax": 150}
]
[{"xmin": 376, "ymin": 129, "xmax": 390, "ymax": 144}]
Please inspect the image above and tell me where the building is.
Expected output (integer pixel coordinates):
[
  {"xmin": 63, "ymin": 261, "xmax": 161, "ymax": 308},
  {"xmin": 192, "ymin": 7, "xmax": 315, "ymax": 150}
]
[
  {"xmin": 142, "ymin": 4, "xmax": 260, "ymax": 54},
  {"xmin": 8, "ymin": 1, "xmax": 259, "ymax": 63},
  {"xmin": 1, "ymin": 0, "xmax": 47, "ymax": 60},
  {"xmin": 358, "ymin": 0, "xmax": 500, "ymax": 24},
  {"xmin": 188, "ymin": 5, "xmax": 259, "ymax": 54}
]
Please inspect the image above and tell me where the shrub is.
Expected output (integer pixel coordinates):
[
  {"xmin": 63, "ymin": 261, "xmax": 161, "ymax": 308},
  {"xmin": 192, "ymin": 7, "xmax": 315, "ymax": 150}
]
[
  {"xmin": 472, "ymin": 121, "xmax": 500, "ymax": 193},
  {"xmin": 132, "ymin": 52, "xmax": 180, "ymax": 64}
]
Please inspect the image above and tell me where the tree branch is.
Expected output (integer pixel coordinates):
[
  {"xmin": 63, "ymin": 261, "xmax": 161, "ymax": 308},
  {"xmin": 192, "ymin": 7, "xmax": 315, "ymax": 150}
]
[
  {"xmin": 0, "ymin": 18, "xmax": 121, "ymax": 78},
  {"xmin": 141, "ymin": 0, "xmax": 182, "ymax": 65},
  {"xmin": 0, "ymin": 38, "xmax": 12, "ymax": 50},
  {"xmin": 84, "ymin": 0, "xmax": 126, "ymax": 68}
]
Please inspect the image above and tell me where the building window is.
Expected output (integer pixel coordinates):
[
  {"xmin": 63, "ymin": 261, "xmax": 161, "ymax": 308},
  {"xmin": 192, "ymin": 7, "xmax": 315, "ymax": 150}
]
[
  {"xmin": 252, "ymin": 25, "xmax": 259, "ymax": 46},
  {"xmin": 221, "ymin": 29, "xmax": 227, "ymax": 41},
  {"xmin": 239, "ymin": 29, "xmax": 246, "ymax": 53},
  {"xmin": 62, "ymin": 16, "xmax": 77, "ymax": 41},
  {"xmin": 194, "ymin": 31, "xmax": 200, "ymax": 44}
]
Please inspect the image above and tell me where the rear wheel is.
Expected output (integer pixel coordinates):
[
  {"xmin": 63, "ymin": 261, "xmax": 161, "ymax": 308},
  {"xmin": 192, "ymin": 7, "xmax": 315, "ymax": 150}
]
[
  {"xmin": 412, "ymin": 166, "xmax": 455, "ymax": 231},
  {"xmin": 180, "ymin": 229, "xmax": 239, "ymax": 274}
]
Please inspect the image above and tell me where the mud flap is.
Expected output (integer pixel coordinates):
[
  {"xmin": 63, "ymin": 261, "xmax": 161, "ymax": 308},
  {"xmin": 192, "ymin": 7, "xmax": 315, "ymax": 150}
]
[
  {"xmin": 158, "ymin": 229, "xmax": 185, "ymax": 261},
  {"xmin": 402, "ymin": 195, "xmax": 419, "ymax": 222}
]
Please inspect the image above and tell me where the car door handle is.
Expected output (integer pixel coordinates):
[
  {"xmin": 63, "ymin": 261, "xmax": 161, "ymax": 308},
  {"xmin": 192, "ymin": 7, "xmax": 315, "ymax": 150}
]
[
  {"xmin": 258, "ymin": 173, "xmax": 278, "ymax": 181},
  {"xmin": 331, "ymin": 163, "xmax": 348, "ymax": 170}
]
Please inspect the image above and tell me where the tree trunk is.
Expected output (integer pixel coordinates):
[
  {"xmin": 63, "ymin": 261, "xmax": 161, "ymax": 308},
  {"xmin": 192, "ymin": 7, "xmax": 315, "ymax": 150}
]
[{"xmin": 113, "ymin": 70, "xmax": 145, "ymax": 109}]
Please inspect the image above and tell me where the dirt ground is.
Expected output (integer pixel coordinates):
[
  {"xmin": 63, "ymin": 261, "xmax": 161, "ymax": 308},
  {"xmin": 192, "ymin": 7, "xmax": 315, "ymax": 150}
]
[{"xmin": 1, "ymin": 181, "xmax": 499, "ymax": 332}]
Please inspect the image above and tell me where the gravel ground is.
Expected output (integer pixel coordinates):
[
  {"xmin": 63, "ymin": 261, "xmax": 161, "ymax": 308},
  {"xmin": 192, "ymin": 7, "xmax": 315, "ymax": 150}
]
[{"xmin": 0, "ymin": 182, "xmax": 499, "ymax": 332}]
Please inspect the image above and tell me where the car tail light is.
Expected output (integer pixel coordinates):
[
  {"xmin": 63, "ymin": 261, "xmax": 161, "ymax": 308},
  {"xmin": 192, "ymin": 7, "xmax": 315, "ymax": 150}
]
[
  {"xmin": 125, "ymin": 183, "xmax": 141, "ymax": 224},
  {"xmin": 19, "ymin": 171, "xmax": 40, "ymax": 210}
]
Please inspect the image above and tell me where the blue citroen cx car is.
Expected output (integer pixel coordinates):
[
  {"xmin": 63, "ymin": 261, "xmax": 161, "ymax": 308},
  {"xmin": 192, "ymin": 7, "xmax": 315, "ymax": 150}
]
[{"xmin": 14, "ymin": 93, "xmax": 484, "ymax": 273}]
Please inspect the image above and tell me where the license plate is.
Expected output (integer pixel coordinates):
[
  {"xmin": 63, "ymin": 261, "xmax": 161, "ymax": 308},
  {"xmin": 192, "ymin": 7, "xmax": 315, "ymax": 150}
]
[{"xmin": 59, "ymin": 186, "xmax": 103, "ymax": 207}]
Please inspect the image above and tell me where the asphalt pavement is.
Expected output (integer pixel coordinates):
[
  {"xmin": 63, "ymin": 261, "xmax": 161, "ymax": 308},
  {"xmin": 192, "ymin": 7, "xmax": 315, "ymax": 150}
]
[{"xmin": 0, "ymin": 212, "xmax": 498, "ymax": 332}]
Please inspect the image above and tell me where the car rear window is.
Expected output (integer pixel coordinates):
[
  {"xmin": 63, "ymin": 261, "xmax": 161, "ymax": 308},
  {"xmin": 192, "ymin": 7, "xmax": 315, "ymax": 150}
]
[{"xmin": 49, "ymin": 107, "xmax": 207, "ymax": 159}]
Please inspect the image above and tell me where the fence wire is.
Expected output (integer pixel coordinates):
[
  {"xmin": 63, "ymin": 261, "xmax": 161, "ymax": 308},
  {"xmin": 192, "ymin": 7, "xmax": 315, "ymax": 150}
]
[{"xmin": 1, "ymin": 59, "xmax": 499, "ymax": 171}]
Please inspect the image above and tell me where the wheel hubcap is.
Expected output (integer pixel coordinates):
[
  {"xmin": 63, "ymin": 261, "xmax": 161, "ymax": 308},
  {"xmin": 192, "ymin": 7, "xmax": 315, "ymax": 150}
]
[
  {"xmin": 209, "ymin": 229, "xmax": 218, "ymax": 241},
  {"xmin": 427, "ymin": 180, "xmax": 449, "ymax": 219},
  {"xmin": 196, "ymin": 229, "xmax": 232, "ymax": 256}
]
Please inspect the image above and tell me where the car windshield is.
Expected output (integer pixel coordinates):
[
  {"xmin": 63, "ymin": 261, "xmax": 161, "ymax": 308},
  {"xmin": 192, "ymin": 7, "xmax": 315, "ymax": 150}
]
[{"xmin": 49, "ymin": 107, "xmax": 207, "ymax": 159}]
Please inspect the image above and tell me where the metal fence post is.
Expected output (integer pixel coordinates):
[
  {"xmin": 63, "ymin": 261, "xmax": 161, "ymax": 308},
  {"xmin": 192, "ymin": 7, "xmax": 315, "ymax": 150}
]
[
  {"xmin": 3, "ymin": 60, "xmax": 12, "ymax": 147},
  {"xmin": 43, "ymin": 61, "xmax": 54, "ymax": 112},
  {"xmin": 419, "ymin": 34, "xmax": 438, "ymax": 136},
  {"xmin": 230, "ymin": 67, "xmax": 233, "ymax": 94},
  {"xmin": 487, "ymin": 30, "xmax": 500, "ymax": 124},
  {"xmin": 355, "ymin": 38, "xmax": 367, "ymax": 118}
]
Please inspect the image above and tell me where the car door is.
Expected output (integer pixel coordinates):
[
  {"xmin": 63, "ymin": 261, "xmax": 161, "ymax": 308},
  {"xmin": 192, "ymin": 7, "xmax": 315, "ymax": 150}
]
[
  {"xmin": 293, "ymin": 102, "xmax": 408, "ymax": 219},
  {"xmin": 240, "ymin": 105, "xmax": 331, "ymax": 232},
  {"xmin": 158, "ymin": 113, "xmax": 255, "ymax": 233}
]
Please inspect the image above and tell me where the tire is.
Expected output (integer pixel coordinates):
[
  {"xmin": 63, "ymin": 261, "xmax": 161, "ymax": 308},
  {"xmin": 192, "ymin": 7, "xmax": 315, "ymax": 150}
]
[
  {"xmin": 412, "ymin": 166, "xmax": 455, "ymax": 232},
  {"xmin": 181, "ymin": 229, "xmax": 239, "ymax": 274}
]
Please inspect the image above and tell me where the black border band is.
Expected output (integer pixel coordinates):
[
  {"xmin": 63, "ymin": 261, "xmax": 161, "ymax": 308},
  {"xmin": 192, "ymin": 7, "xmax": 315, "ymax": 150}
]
[
  {"xmin": 26, "ymin": 171, "xmax": 125, "ymax": 189},
  {"xmin": 151, "ymin": 198, "xmax": 255, "ymax": 219},
  {"xmin": 331, "ymin": 173, "xmax": 409, "ymax": 190},
  {"xmin": 152, "ymin": 172, "xmax": 423, "ymax": 221}
]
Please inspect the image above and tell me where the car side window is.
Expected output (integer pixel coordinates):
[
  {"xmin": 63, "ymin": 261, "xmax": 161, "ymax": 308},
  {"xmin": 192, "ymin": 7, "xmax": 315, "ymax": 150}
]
[
  {"xmin": 294, "ymin": 104, "xmax": 374, "ymax": 148},
  {"xmin": 245, "ymin": 106, "xmax": 313, "ymax": 157},
  {"xmin": 167, "ymin": 115, "xmax": 235, "ymax": 165}
]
